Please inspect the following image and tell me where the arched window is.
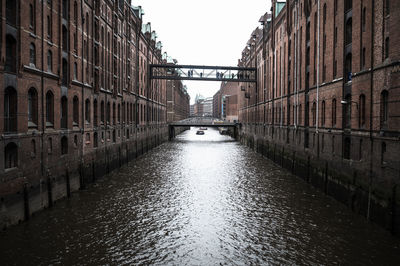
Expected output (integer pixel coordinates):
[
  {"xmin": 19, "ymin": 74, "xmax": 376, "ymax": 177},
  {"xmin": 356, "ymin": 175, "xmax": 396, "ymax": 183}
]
[
  {"xmin": 345, "ymin": 18, "xmax": 352, "ymax": 46},
  {"xmin": 93, "ymin": 100, "xmax": 98, "ymax": 127},
  {"xmin": 5, "ymin": 35, "xmax": 17, "ymax": 73},
  {"xmin": 73, "ymin": 96, "xmax": 79, "ymax": 126},
  {"xmin": 62, "ymin": 59, "xmax": 68, "ymax": 86},
  {"xmin": 6, "ymin": 0, "xmax": 17, "ymax": 26},
  {"xmin": 61, "ymin": 96, "xmax": 68, "ymax": 129},
  {"xmin": 31, "ymin": 139, "xmax": 36, "ymax": 157},
  {"xmin": 47, "ymin": 16, "xmax": 52, "ymax": 39},
  {"xmin": 359, "ymin": 94, "xmax": 366, "ymax": 127},
  {"xmin": 385, "ymin": 0, "xmax": 390, "ymax": 16},
  {"xmin": 46, "ymin": 91, "xmax": 54, "ymax": 125},
  {"xmin": 29, "ymin": 43, "xmax": 36, "ymax": 66},
  {"xmin": 101, "ymin": 101, "xmax": 105, "ymax": 124},
  {"xmin": 85, "ymin": 99, "xmax": 90, "ymax": 123},
  {"xmin": 86, "ymin": 13, "xmax": 89, "ymax": 33},
  {"xmin": 321, "ymin": 100, "xmax": 326, "ymax": 126},
  {"xmin": 47, "ymin": 50, "xmax": 53, "ymax": 72},
  {"xmin": 312, "ymin": 102, "xmax": 316, "ymax": 126},
  {"xmin": 5, "ymin": 142, "xmax": 18, "ymax": 169},
  {"xmin": 380, "ymin": 90, "xmax": 389, "ymax": 128},
  {"xmin": 332, "ymin": 98, "xmax": 337, "ymax": 127},
  {"xmin": 4, "ymin": 87, "xmax": 17, "ymax": 132},
  {"xmin": 61, "ymin": 136, "xmax": 68, "ymax": 155},
  {"xmin": 362, "ymin": 7, "xmax": 366, "ymax": 32},
  {"xmin": 28, "ymin": 88, "xmax": 38, "ymax": 126}
]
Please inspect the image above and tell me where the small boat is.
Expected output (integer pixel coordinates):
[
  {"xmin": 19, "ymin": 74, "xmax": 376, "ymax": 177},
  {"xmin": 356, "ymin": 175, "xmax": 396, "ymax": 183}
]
[
  {"xmin": 196, "ymin": 130, "xmax": 205, "ymax": 135},
  {"xmin": 200, "ymin": 127, "xmax": 208, "ymax": 130}
]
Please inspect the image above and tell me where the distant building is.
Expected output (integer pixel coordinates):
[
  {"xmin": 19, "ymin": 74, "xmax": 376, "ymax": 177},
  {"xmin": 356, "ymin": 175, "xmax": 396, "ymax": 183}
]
[
  {"xmin": 213, "ymin": 82, "xmax": 240, "ymax": 122},
  {"xmin": 202, "ymin": 97, "xmax": 213, "ymax": 117}
]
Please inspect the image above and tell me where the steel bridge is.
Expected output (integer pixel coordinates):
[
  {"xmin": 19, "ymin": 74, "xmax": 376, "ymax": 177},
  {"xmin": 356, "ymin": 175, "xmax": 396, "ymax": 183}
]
[
  {"xmin": 150, "ymin": 64, "xmax": 257, "ymax": 83},
  {"xmin": 168, "ymin": 117, "xmax": 239, "ymax": 140}
]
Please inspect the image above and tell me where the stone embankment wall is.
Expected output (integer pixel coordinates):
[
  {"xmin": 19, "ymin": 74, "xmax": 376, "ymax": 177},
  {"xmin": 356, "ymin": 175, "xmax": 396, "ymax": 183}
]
[
  {"xmin": 240, "ymin": 127, "xmax": 400, "ymax": 237},
  {"xmin": 0, "ymin": 127, "xmax": 187, "ymax": 230}
]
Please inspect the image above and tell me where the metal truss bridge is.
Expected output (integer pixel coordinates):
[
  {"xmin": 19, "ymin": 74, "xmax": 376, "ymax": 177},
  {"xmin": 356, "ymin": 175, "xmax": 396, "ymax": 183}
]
[
  {"xmin": 169, "ymin": 117, "xmax": 237, "ymax": 127},
  {"xmin": 150, "ymin": 64, "xmax": 257, "ymax": 83}
]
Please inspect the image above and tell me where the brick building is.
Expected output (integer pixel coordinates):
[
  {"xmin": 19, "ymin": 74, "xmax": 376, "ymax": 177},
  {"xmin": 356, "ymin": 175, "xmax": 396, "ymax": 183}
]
[
  {"xmin": 239, "ymin": 0, "xmax": 400, "ymax": 233},
  {"xmin": 213, "ymin": 81, "xmax": 240, "ymax": 122},
  {"xmin": 0, "ymin": 0, "xmax": 189, "ymax": 228}
]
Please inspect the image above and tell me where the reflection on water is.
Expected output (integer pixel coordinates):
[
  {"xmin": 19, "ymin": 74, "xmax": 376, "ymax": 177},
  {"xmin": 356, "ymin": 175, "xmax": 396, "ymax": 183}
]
[{"xmin": 1, "ymin": 128, "xmax": 400, "ymax": 265}]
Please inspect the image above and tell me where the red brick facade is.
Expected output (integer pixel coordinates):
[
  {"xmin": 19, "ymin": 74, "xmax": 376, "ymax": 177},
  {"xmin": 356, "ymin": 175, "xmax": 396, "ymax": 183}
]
[
  {"xmin": 0, "ymin": 0, "xmax": 188, "ymax": 227},
  {"xmin": 239, "ymin": 0, "xmax": 400, "ymax": 232}
]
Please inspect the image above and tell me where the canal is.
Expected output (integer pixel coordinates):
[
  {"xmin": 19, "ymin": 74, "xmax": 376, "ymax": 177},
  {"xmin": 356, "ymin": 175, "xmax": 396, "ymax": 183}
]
[{"xmin": 1, "ymin": 128, "xmax": 400, "ymax": 265}]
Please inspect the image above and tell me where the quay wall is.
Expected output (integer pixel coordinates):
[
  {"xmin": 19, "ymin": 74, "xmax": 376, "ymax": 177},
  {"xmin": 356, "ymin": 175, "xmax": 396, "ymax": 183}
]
[{"xmin": 239, "ymin": 125, "xmax": 400, "ymax": 237}]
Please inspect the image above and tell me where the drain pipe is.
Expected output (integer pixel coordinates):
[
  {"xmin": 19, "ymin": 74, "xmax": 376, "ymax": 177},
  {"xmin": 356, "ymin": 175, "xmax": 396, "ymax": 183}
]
[
  {"xmin": 367, "ymin": 0, "xmax": 375, "ymax": 221},
  {"xmin": 316, "ymin": 0, "xmax": 320, "ymax": 134}
]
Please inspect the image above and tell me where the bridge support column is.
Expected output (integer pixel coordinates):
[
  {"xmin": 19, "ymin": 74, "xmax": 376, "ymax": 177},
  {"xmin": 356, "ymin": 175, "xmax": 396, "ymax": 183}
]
[{"xmin": 168, "ymin": 126, "xmax": 175, "ymax": 141}]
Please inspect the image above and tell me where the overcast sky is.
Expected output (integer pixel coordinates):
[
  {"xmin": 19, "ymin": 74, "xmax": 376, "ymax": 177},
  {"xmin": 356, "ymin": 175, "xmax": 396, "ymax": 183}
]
[{"xmin": 133, "ymin": 0, "xmax": 271, "ymax": 103}]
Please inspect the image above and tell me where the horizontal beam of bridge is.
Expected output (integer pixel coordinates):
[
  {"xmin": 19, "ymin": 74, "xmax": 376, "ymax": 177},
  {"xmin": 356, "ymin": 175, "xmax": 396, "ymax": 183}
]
[
  {"xmin": 169, "ymin": 123, "xmax": 237, "ymax": 127},
  {"xmin": 150, "ymin": 64, "xmax": 257, "ymax": 83}
]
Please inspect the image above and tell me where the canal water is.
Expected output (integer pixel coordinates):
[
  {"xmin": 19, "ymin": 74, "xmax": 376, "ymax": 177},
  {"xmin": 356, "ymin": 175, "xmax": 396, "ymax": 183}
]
[{"xmin": 1, "ymin": 128, "xmax": 400, "ymax": 265}]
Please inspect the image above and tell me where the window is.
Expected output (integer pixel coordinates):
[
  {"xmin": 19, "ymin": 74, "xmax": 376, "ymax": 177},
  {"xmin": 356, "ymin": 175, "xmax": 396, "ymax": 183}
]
[
  {"xmin": 361, "ymin": 48, "xmax": 366, "ymax": 69},
  {"xmin": 380, "ymin": 90, "xmax": 389, "ymax": 128},
  {"xmin": 94, "ymin": 132, "xmax": 98, "ymax": 148},
  {"xmin": 85, "ymin": 99, "xmax": 90, "ymax": 123},
  {"xmin": 74, "ymin": 1, "xmax": 78, "ymax": 24},
  {"xmin": 28, "ymin": 88, "xmax": 38, "ymax": 126},
  {"xmin": 29, "ymin": 4, "xmax": 35, "ymax": 31},
  {"xmin": 46, "ymin": 91, "xmax": 54, "ymax": 125},
  {"xmin": 112, "ymin": 103, "xmax": 116, "ymax": 125},
  {"xmin": 4, "ymin": 87, "xmax": 17, "ymax": 132},
  {"xmin": 344, "ymin": 94, "xmax": 352, "ymax": 128},
  {"xmin": 312, "ymin": 102, "xmax": 316, "ymax": 126},
  {"xmin": 61, "ymin": 136, "xmax": 68, "ymax": 155},
  {"xmin": 385, "ymin": 0, "xmax": 390, "ymax": 16},
  {"xmin": 29, "ymin": 43, "xmax": 36, "ymax": 66},
  {"xmin": 381, "ymin": 142, "xmax": 387, "ymax": 164},
  {"xmin": 345, "ymin": 53, "xmax": 352, "ymax": 82},
  {"xmin": 73, "ymin": 62, "xmax": 77, "ymax": 79},
  {"xmin": 343, "ymin": 137, "xmax": 351, "ymax": 159},
  {"xmin": 31, "ymin": 139, "xmax": 36, "ymax": 157},
  {"xmin": 48, "ymin": 137, "xmax": 53, "ymax": 154},
  {"xmin": 61, "ymin": 96, "xmax": 68, "ymax": 129},
  {"xmin": 62, "ymin": 59, "xmax": 68, "ymax": 86},
  {"xmin": 345, "ymin": 0, "xmax": 352, "ymax": 13},
  {"xmin": 385, "ymin": 37, "xmax": 389, "ymax": 59},
  {"xmin": 345, "ymin": 18, "xmax": 352, "ymax": 46},
  {"xmin": 62, "ymin": 0, "xmax": 68, "ymax": 19},
  {"xmin": 106, "ymin": 102, "xmax": 110, "ymax": 124},
  {"xmin": 118, "ymin": 104, "xmax": 121, "ymax": 123},
  {"xmin": 101, "ymin": 101, "xmax": 105, "ymax": 124},
  {"xmin": 73, "ymin": 96, "xmax": 79, "ymax": 126},
  {"xmin": 321, "ymin": 100, "xmax": 326, "ymax": 126},
  {"xmin": 86, "ymin": 13, "xmax": 89, "ymax": 34},
  {"xmin": 359, "ymin": 94, "xmax": 366, "ymax": 127},
  {"xmin": 62, "ymin": 26, "xmax": 68, "ymax": 52},
  {"xmin": 47, "ymin": 16, "xmax": 52, "ymax": 38},
  {"xmin": 93, "ymin": 100, "xmax": 98, "ymax": 127},
  {"xmin": 4, "ymin": 142, "xmax": 18, "ymax": 169},
  {"xmin": 6, "ymin": 0, "xmax": 17, "ymax": 26},
  {"xmin": 47, "ymin": 50, "xmax": 53, "ymax": 72},
  {"xmin": 5, "ymin": 35, "xmax": 17, "ymax": 73},
  {"xmin": 362, "ymin": 7, "xmax": 366, "ymax": 32}
]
